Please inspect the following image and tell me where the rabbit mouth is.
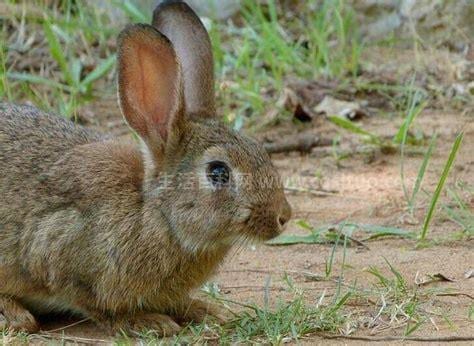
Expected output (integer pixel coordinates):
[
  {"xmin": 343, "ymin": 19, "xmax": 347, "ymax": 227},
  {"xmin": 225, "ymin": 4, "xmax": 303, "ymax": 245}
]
[
  {"xmin": 242, "ymin": 211, "xmax": 283, "ymax": 241},
  {"xmin": 257, "ymin": 226, "xmax": 283, "ymax": 241}
]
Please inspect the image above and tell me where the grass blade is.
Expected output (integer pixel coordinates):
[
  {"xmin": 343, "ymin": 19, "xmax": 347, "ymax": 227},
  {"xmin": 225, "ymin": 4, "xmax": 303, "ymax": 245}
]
[
  {"xmin": 266, "ymin": 233, "xmax": 323, "ymax": 245},
  {"xmin": 393, "ymin": 100, "xmax": 426, "ymax": 144},
  {"xmin": 408, "ymin": 133, "xmax": 437, "ymax": 213},
  {"xmin": 328, "ymin": 115, "xmax": 380, "ymax": 143},
  {"xmin": 327, "ymin": 292, "xmax": 351, "ymax": 315},
  {"xmin": 80, "ymin": 55, "xmax": 116, "ymax": 90},
  {"xmin": 70, "ymin": 59, "xmax": 82, "ymax": 85},
  {"xmin": 43, "ymin": 21, "xmax": 75, "ymax": 87},
  {"xmin": 383, "ymin": 257, "xmax": 407, "ymax": 291},
  {"xmin": 366, "ymin": 266, "xmax": 390, "ymax": 287},
  {"xmin": 0, "ymin": 39, "xmax": 11, "ymax": 99},
  {"xmin": 399, "ymin": 88, "xmax": 426, "ymax": 203},
  {"xmin": 267, "ymin": 222, "xmax": 415, "ymax": 245},
  {"xmin": 357, "ymin": 224, "xmax": 416, "ymax": 239},
  {"xmin": 441, "ymin": 188, "xmax": 474, "ymax": 234},
  {"xmin": 405, "ymin": 318, "xmax": 426, "ymax": 336},
  {"xmin": 6, "ymin": 72, "xmax": 72, "ymax": 92},
  {"xmin": 114, "ymin": 0, "xmax": 149, "ymax": 23},
  {"xmin": 325, "ymin": 231, "xmax": 342, "ymax": 277},
  {"xmin": 420, "ymin": 132, "xmax": 464, "ymax": 240}
]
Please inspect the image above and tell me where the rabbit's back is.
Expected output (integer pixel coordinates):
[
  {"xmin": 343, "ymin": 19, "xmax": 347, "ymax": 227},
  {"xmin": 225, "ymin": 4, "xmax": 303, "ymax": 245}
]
[{"xmin": 0, "ymin": 103, "xmax": 103, "ymax": 220}]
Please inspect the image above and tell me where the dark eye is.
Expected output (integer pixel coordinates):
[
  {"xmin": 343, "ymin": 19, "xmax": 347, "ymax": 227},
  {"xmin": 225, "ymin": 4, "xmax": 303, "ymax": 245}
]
[{"xmin": 207, "ymin": 161, "xmax": 230, "ymax": 187}]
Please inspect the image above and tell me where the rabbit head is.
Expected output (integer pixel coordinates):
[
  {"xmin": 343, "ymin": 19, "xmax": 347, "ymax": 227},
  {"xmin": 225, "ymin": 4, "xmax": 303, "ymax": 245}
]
[{"xmin": 117, "ymin": 1, "xmax": 291, "ymax": 254}]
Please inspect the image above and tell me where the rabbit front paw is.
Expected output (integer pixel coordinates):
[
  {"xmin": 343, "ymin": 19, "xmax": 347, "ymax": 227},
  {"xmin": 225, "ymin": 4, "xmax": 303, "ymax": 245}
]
[
  {"xmin": 0, "ymin": 296, "xmax": 39, "ymax": 333},
  {"xmin": 177, "ymin": 298, "xmax": 228, "ymax": 324}
]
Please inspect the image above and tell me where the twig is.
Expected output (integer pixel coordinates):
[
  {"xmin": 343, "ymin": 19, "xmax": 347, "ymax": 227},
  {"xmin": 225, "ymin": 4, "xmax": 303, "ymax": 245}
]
[
  {"xmin": 345, "ymin": 235, "xmax": 370, "ymax": 250},
  {"xmin": 33, "ymin": 332, "xmax": 110, "ymax": 344},
  {"xmin": 317, "ymin": 334, "xmax": 474, "ymax": 342},
  {"xmin": 328, "ymin": 228, "xmax": 370, "ymax": 250},
  {"xmin": 222, "ymin": 285, "xmax": 334, "ymax": 292},
  {"xmin": 44, "ymin": 317, "xmax": 91, "ymax": 332},
  {"xmin": 264, "ymin": 134, "xmax": 332, "ymax": 154},
  {"xmin": 285, "ymin": 186, "xmax": 338, "ymax": 197},
  {"xmin": 222, "ymin": 285, "xmax": 286, "ymax": 292},
  {"xmin": 435, "ymin": 292, "xmax": 474, "ymax": 300}
]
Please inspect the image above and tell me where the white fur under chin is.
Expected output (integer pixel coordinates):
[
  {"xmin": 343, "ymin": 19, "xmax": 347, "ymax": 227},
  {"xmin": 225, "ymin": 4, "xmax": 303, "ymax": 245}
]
[{"xmin": 176, "ymin": 227, "xmax": 256, "ymax": 256}]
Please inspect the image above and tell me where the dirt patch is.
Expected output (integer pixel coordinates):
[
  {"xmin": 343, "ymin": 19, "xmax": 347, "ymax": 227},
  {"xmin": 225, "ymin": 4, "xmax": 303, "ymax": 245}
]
[{"xmin": 205, "ymin": 109, "xmax": 473, "ymax": 341}]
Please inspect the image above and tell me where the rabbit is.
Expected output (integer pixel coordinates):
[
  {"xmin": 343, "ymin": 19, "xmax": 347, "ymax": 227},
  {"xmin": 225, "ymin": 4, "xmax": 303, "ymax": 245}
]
[{"xmin": 0, "ymin": 0, "xmax": 291, "ymax": 336}]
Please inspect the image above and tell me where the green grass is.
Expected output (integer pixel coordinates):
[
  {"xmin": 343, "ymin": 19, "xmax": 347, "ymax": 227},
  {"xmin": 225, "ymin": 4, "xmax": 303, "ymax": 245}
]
[
  {"xmin": 1, "ymin": 0, "xmax": 117, "ymax": 117},
  {"xmin": 441, "ymin": 183, "xmax": 474, "ymax": 236},
  {"xmin": 110, "ymin": 278, "xmax": 352, "ymax": 345},
  {"xmin": 1, "ymin": 267, "xmax": 454, "ymax": 344},
  {"xmin": 216, "ymin": 0, "xmax": 361, "ymax": 127},
  {"xmin": 420, "ymin": 132, "xmax": 465, "ymax": 241},
  {"xmin": 173, "ymin": 243, "xmax": 373, "ymax": 345},
  {"xmin": 327, "ymin": 86, "xmax": 427, "ymax": 154},
  {"xmin": 399, "ymin": 87, "xmax": 429, "ymax": 209},
  {"xmin": 212, "ymin": 289, "xmax": 350, "ymax": 344},
  {"xmin": 405, "ymin": 133, "xmax": 437, "ymax": 214},
  {"xmin": 364, "ymin": 258, "xmax": 444, "ymax": 336},
  {"xmin": 329, "ymin": 79, "xmax": 466, "ymax": 242},
  {"xmin": 1, "ymin": 0, "xmax": 361, "ymax": 126}
]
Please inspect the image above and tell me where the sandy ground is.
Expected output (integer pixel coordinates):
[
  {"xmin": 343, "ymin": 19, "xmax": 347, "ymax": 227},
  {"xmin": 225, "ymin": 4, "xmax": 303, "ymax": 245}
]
[{"xmin": 216, "ymin": 110, "xmax": 474, "ymax": 342}]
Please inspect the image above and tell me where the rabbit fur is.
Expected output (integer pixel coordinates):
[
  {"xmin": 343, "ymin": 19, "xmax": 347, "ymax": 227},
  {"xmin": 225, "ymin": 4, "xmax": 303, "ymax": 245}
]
[{"xmin": 0, "ymin": 0, "xmax": 291, "ymax": 335}]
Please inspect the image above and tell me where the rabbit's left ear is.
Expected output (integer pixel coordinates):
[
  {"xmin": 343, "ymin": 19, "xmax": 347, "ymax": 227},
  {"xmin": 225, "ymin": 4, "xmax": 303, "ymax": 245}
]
[
  {"xmin": 117, "ymin": 24, "xmax": 184, "ymax": 150},
  {"xmin": 153, "ymin": 1, "xmax": 216, "ymax": 117}
]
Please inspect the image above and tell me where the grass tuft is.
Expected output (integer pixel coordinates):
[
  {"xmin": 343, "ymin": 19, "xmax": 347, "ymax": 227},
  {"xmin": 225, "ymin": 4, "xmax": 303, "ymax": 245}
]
[
  {"xmin": 441, "ymin": 183, "xmax": 474, "ymax": 236},
  {"xmin": 170, "ymin": 281, "xmax": 351, "ymax": 344}
]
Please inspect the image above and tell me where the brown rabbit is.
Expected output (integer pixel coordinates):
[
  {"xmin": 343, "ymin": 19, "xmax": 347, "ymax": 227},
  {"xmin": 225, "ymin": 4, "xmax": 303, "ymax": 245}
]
[{"xmin": 0, "ymin": 0, "xmax": 291, "ymax": 336}]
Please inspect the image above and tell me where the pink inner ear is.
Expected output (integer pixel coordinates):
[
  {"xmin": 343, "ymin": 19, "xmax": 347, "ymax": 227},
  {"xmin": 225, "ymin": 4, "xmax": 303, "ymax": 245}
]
[
  {"xmin": 119, "ymin": 28, "xmax": 181, "ymax": 143},
  {"xmin": 136, "ymin": 45, "xmax": 175, "ymax": 139}
]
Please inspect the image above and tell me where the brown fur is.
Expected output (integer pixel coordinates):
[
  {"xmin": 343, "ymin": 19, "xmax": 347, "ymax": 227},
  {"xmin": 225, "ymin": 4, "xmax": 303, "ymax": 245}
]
[{"xmin": 0, "ymin": 1, "xmax": 291, "ymax": 336}]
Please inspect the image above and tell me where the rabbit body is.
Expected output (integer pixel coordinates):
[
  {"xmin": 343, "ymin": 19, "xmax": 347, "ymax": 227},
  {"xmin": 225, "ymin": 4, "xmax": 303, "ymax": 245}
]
[
  {"xmin": 0, "ymin": 104, "xmax": 228, "ymax": 328},
  {"xmin": 0, "ymin": 1, "xmax": 291, "ymax": 335}
]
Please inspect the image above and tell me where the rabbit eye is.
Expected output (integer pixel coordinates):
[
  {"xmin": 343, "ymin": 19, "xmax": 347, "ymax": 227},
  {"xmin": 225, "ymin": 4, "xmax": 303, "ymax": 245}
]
[{"xmin": 207, "ymin": 161, "xmax": 230, "ymax": 187}]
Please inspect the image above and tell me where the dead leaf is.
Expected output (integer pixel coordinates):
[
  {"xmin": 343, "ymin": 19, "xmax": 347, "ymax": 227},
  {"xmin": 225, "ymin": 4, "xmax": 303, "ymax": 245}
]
[
  {"xmin": 294, "ymin": 103, "xmax": 312, "ymax": 122},
  {"xmin": 416, "ymin": 273, "xmax": 456, "ymax": 286},
  {"xmin": 303, "ymin": 272, "xmax": 326, "ymax": 282},
  {"xmin": 279, "ymin": 88, "xmax": 313, "ymax": 122},
  {"xmin": 314, "ymin": 96, "xmax": 367, "ymax": 120},
  {"xmin": 288, "ymin": 79, "xmax": 339, "ymax": 107},
  {"xmin": 263, "ymin": 88, "xmax": 314, "ymax": 125},
  {"xmin": 464, "ymin": 269, "xmax": 474, "ymax": 279}
]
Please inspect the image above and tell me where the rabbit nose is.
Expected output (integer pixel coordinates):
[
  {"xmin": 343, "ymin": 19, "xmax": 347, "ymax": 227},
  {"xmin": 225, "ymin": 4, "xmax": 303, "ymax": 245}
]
[
  {"xmin": 277, "ymin": 199, "xmax": 292, "ymax": 228},
  {"xmin": 277, "ymin": 215, "xmax": 288, "ymax": 228}
]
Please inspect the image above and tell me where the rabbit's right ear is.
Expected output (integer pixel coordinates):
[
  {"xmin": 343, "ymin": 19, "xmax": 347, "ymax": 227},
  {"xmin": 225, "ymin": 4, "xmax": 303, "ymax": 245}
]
[
  {"xmin": 117, "ymin": 24, "xmax": 183, "ymax": 150},
  {"xmin": 153, "ymin": 1, "xmax": 215, "ymax": 117}
]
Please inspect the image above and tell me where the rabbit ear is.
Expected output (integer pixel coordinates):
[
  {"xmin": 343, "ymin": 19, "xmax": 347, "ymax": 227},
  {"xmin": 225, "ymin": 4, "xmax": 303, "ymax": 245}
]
[
  {"xmin": 152, "ymin": 1, "xmax": 215, "ymax": 117},
  {"xmin": 117, "ymin": 24, "xmax": 183, "ymax": 147}
]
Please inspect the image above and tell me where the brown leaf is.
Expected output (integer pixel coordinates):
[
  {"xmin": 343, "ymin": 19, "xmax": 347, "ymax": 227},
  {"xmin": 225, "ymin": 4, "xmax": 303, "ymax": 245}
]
[
  {"xmin": 314, "ymin": 96, "xmax": 367, "ymax": 120},
  {"xmin": 416, "ymin": 273, "xmax": 456, "ymax": 286},
  {"xmin": 464, "ymin": 269, "xmax": 474, "ymax": 279},
  {"xmin": 280, "ymin": 88, "xmax": 314, "ymax": 122},
  {"xmin": 294, "ymin": 103, "xmax": 312, "ymax": 122}
]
